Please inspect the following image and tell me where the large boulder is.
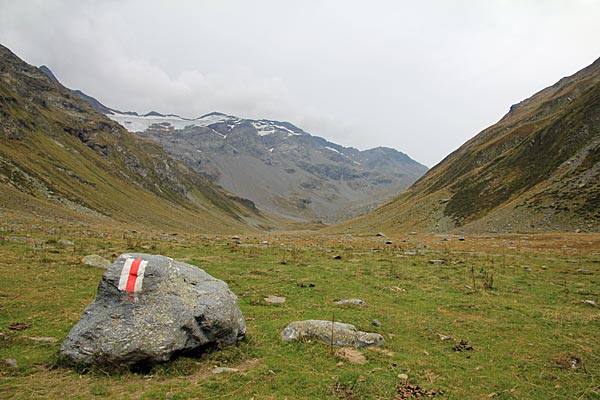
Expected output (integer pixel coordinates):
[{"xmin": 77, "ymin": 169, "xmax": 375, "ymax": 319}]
[
  {"xmin": 60, "ymin": 253, "xmax": 245, "ymax": 370},
  {"xmin": 281, "ymin": 320, "xmax": 384, "ymax": 348}
]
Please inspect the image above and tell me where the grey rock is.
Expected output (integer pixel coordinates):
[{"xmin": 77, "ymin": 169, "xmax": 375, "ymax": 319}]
[
  {"xmin": 371, "ymin": 320, "xmax": 381, "ymax": 327},
  {"xmin": 60, "ymin": 253, "xmax": 245, "ymax": 370},
  {"xmin": 281, "ymin": 320, "xmax": 384, "ymax": 348},
  {"xmin": 264, "ymin": 295, "xmax": 286, "ymax": 304},
  {"xmin": 212, "ymin": 367, "xmax": 239, "ymax": 374},
  {"xmin": 82, "ymin": 255, "xmax": 111, "ymax": 269},
  {"xmin": 334, "ymin": 299, "xmax": 368, "ymax": 307},
  {"xmin": 3, "ymin": 358, "xmax": 17, "ymax": 367},
  {"xmin": 59, "ymin": 239, "xmax": 75, "ymax": 247}
]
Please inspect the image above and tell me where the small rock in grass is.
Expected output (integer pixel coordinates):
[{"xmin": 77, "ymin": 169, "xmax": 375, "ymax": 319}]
[
  {"xmin": 3, "ymin": 358, "xmax": 17, "ymax": 367},
  {"xmin": 577, "ymin": 268, "xmax": 591, "ymax": 274},
  {"xmin": 398, "ymin": 373, "xmax": 409, "ymax": 380},
  {"xmin": 264, "ymin": 295, "xmax": 286, "ymax": 304},
  {"xmin": 371, "ymin": 320, "xmax": 381, "ymax": 327},
  {"xmin": 27, "ymin": 336, "xmax": 58, "ymax": 343},
  {"xmin": 82, "ymin": 255, "xmax": 111, "ymax": 269},
  {"xmin": 281, "ymin": 320, "xmax": 384, "ymax": 348},
  {"xmin": 580, "ymin": 300, "xmax": 599, "ymax": 308},
  {"xmin": 334, "ymin": 298, "xmax": 368, "ymax": 307},
  {"xmin": 211, "ymin": 367, "xmax": 239, "ymax": 374}
]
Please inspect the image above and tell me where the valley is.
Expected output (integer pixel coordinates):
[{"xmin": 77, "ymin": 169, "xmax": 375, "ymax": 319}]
[{"xmin": 1, "ymin": 222, "xmax": 599, "ymax": 399}]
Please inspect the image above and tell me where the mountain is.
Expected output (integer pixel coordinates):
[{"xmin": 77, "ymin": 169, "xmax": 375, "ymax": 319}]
[
  {"xmin": 106, "ymin": 111, "xmax": 428, "ymax": 223},
  {"xmin": 0, "ymin": 44, "xmax": 274, "ymax": 233},
  {"xmin": 338, "ymin": 57, "xmax": 600, "ymax": 234}
]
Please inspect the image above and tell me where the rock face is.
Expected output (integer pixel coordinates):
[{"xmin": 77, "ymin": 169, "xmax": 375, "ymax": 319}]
[
  {"xmin": 281, "ymin": 320, "xmax": 384, "ymax": 348},
  {"xmin": 105, "ymin": 112, "xmax": 428, "ymax": 223},
  {"xmin": 60, "ymin": 253, "xmax": 245, "ymax": 370}
]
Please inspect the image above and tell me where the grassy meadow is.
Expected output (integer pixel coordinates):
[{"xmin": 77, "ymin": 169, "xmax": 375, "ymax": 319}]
[{"xmin": 1, "ymin": 223, "xmax": 599, "ymax": 399}]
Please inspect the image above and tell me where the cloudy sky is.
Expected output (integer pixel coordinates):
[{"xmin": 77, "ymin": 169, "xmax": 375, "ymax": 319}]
[{"xmin": 1, "ymin": 1, "xmax": 599, "ymax": 166}]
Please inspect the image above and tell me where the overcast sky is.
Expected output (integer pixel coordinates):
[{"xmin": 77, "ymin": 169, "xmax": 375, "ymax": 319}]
[{"xmin": 1, "ymin": 1, "xmax": 599, "ymax": 166}]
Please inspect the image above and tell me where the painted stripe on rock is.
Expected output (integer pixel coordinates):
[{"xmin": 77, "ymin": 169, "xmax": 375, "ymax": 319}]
[{"xmin": 118, "ymin": 258, "xmax": 148, "ymax": 292}]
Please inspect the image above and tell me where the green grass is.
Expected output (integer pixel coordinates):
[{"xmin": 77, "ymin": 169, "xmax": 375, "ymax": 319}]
[{"xmin": 1, "ymin": 228, "xmax": 599, "ymax": 399}]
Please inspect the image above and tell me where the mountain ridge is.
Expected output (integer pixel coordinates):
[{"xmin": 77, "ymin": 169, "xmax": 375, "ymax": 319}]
[
  {"xmin": 0, "ymin": 44, "xmax": 280, "ymax": 233},
  {"xmin": 336, "ymin": 56, "xmax": 600, "ymax": 233},
  {"xmin": 39, "ymin": 65, "xmax": 428, "ymax": 223}
]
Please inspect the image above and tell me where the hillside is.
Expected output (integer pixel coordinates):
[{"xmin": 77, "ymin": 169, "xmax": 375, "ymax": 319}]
[
  {"xmin": 105, "ymin": 111, "xmax": 427, "ymax": 223},
  {"xmin": 0, "ymin": 44, "xmax": 274, "ymax": 233},
  {"xmin": 338, "ymin": 57, "xmax": 600, "ymax": 233}
]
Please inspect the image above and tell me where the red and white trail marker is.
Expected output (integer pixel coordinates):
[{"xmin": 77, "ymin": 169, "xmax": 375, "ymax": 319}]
[{"xmin": 118, "ymin": 258, "xmax": 148, "ymax": 292}]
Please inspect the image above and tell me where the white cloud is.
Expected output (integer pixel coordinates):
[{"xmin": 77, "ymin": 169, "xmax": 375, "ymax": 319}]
[{"xmin": 1, "ymin": 0, "xmax": 599, "ymax": 166}]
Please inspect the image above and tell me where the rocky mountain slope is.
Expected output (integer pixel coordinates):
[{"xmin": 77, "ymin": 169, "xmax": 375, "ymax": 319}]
[
  {"xmin": 0, "ymin": 44, "xmax": 273, "ymax": 233},
  {"xmin": 105, "ymin": 111, "xmax": 427, "ymax": 223},
  {"xmin": 338, "ymin": 57, "xmax": 600, "ymax": 234}
]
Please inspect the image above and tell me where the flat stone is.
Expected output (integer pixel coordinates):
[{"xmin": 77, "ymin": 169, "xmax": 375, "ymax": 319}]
[
  {"xmin": 82, "ymin": 255, "xmax": 111, "ymax": 269},
  {"xmin": 264, "ymin": 295, "xmax": 286, "ymax": 304},
  {"xmin": 3, "ymin": 359, "xmax": 17, "ymax": 367},
  {"xmin": 212, "ymin": 367, "xmax": 239, "ymax": 374},
  {"xmin": 334, "ymin": 299, "xmax": 368, "ymax": 307},
  {"xmin": 281, "ymin": 320, "xmax": 384, "ymax": 349},
  {"xmin": 27, "ymin": 336, "xmax": 58, "ymax": 343}
]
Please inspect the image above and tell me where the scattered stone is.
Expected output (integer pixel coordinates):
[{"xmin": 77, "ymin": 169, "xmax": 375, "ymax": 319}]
[
  {"xmin": 409, "ymin": 232, "xmax": 418, "ymax": 236},
  {"xmin": 211, "ymin": 367, "xmax": 239, "ymax": 374},
  {"xmin": 332, "ymin": 255, "xmax": 342, "ymax": 260},
  {"xmin": 371, "ymin": 320, "xmax": 381, "ymax": 327},
  {"xmin": 264, "ymin": 295, "xmax": 286, "ymax": 304},
  {"xmin": 281, "ymin": 320, "xmax": 384, "ymax": 348},
  {"xmin": 439, "ymin": 199, "xmax": 449, "ymax": 204},
  {"xmin": 580, "ymin": 300, "xmax": 599, "ymax": 308},
  {"xmin": 577, "ymin": 268, "xmax": 591, "ymax": 274},
  {"xmin": 3, "ymin": 358, "xmax": 17, "ymax": 367},
  {"xmin": 297, "ymin": 282, "xmax": 315, "ymax": 288},
  {"xmin": 261, "ymin": 241, "xmax": 269, "ymax": 245},
  {"xmin": 82, "ymin": 255, "xmax": 111, "ymax": 269},
  {"xmin": 428, "ymin": 259, "xmax": 446, "ymax": 265},
  {"xmin": 415, "ymin": 244, "xmax": 427, "ymax": 249},
  {"xmin": 27, "ymin": 336, "xmax": 58, "ymax": 343},
  {"xmin": 59, "ymin": 239, "xmax": 75, "ymax": 247},
  {"xmin": 458, "ymin": 237, "xmax": 466, "ymax": 241},
  {"xmin": 336, "ymin": 361, "xmax": 344, "ymax": 367},
  {"xmin": 376, "ymin": 232, "xmax": 386, "ymax": 237},
  {"xmin": 334, "ymin": 298, "xmax": 368, "ymax": 307},
  {"xmin": 335, "ymin": 347, "xmax": 367, "ymax": 364},
  {"xmin": 385, "ymin": 239, "xmax": 393, "ymax": 245},
  {"xmin": 522, "ymin": 266, "xmax": 532, "ymax": 271},
  {"xmin": 60, "ymin": 253, "xmax": 246, "ymax": 370},
  {"xmin": 8, "ymin": 322, "xmax": 30, "ymax": 331},
  {"xmin": 404, "ymin": 250, "xmax": 417, "ymax": 256},
  {"xmin": 397, "ymin": 373, "xmax": 409, "ymax": 380}
]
